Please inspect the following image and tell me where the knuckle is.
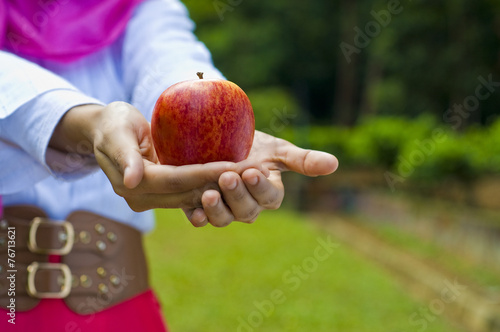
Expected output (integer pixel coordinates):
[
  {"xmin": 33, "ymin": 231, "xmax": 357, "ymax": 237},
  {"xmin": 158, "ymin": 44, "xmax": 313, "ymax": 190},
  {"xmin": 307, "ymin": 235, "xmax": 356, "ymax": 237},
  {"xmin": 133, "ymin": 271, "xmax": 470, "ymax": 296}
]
[
  {"xmin": 190, "ymin": 215, "xmax": 209, "ymax": 228},
  {"xmin": 245, "ymin": 217, "xmax": 257, "ymax": 224},
  {"xmin": 183, "ymin": 192, "xmax": 202, "ymax": 209},
  {"xmin": 111, "ymin": 149, "xmax": 127, "ymax": 168},
  {"xmin": 211, "ymin": 217, "xmax": 233, "ymax": 228},
  {"xmin": 267, "ymin": 199, "xmax": 282, "ymax": 210},
  {"xmin": 163, "ymin": 176, "xmax": 183, "ymax": 191},
  {"xmin": 237, "ymin": 206, "xmax": 261, "ymax": 223},
  {"xmin": 265, "ymin": 201, "xmax": 281, "ymax": 210},
  {"xmin": 230, "ymin": 188, "xmax": 246, "ymax": 202},
  {"xmin": 261, "ymin": 192, "xmax": 283, "ymax": 210}
]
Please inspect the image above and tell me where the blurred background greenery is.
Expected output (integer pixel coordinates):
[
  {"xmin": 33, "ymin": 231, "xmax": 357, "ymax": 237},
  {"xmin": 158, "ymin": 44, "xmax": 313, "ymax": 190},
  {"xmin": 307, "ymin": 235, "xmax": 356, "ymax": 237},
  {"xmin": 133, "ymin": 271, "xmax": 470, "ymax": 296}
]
[
  {"xmin": 147, "ymin": 1, "xmax": 500, "ymax": 331},
  {"xmin": 181, "ymin": 0, "xmax": 500, "ymax": 184}
]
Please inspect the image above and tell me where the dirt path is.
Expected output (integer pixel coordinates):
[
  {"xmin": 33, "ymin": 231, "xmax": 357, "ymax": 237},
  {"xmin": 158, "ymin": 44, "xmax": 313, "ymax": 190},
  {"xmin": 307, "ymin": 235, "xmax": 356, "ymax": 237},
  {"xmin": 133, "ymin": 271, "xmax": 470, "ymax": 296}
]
[{"xmin": 311, "ymin": 214, "xmax": 500, "ymax": 332}]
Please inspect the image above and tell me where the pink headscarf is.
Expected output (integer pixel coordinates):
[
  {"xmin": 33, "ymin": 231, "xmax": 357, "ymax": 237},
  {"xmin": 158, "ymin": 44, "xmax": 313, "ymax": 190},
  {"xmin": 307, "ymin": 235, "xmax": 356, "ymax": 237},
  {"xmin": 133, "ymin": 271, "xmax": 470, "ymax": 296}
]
[{"xmin": 0, "ymin": 0, "xmax": 145, "ymax": 63}]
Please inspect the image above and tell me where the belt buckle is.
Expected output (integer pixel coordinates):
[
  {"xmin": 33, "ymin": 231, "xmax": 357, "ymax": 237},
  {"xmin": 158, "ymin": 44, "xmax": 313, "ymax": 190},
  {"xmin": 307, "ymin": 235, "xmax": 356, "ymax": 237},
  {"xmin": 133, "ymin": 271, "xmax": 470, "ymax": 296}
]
[
  {"xmin": 26, "ymin": 262, "xmax": 72, "ymax": 299},
  {"xmin": 28, "ymin": 217, "xmax": 75, "ymax": 255}
]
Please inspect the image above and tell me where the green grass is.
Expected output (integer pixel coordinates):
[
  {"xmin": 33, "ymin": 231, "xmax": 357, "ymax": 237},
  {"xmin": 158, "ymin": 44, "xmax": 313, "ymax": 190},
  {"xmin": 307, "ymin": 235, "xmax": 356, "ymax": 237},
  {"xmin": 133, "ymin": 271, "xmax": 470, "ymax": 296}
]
[{"xmin": 144, "ymin": 209, "xmax": 461, "ymax": 332}]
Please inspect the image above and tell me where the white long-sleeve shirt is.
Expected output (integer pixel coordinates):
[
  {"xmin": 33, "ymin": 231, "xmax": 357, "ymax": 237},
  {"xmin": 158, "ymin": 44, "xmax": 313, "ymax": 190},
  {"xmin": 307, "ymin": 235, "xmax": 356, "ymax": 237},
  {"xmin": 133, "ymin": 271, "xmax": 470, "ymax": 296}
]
[{"xmin": 0, "ymin": 0, "xmax": 224, "ymax": 232}]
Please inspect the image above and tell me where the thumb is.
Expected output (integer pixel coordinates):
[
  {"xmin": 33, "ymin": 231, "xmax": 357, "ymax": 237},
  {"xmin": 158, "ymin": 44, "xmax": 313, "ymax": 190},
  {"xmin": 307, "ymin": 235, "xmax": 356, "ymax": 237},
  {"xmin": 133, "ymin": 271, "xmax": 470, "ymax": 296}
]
[
  {"xmin": 277, "ymin": 141, "xmax": 339, "ymax": 176},
  {"xmin": 123, "ymin": 150, "xmax": 145, "ymax": 189},
  {"xmin": 94, "ymin": 129, "xmax": 145, "ymax": 190},
  {"xmin": 93, "ymin": 102, "xmax": 150, "ymax": 190}
]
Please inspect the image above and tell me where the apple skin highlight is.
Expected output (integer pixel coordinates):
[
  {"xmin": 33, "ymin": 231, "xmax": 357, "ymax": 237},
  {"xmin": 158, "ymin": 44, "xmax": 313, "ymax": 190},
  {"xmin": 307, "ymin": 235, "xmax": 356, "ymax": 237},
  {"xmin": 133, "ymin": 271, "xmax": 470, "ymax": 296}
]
[{"xmin": 151, "ymin": 74, "xmax": 255, "ymax": 166}]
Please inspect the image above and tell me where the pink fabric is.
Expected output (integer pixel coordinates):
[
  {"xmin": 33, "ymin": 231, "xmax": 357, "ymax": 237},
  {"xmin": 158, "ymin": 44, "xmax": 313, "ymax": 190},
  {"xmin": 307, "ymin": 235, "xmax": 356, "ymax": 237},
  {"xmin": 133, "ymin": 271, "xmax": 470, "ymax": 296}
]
[
  {"xmin": 0, "ymin": 0, "xmax": 145, "ymax": 63},
  {"xmin": 1, "ymin": 255, "xmax": 168, "ymax": 331},
  {"xmin": 0, "ymin": 289, "xmax": 169, "ymax": 331}
]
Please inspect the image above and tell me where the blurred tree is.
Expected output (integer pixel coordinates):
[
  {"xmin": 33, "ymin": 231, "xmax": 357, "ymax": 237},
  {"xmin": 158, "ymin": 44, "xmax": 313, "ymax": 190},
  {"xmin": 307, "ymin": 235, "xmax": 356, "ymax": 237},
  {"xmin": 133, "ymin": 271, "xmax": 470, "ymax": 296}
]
[
  {"xmin": 367, "ymin": 0, "xmax": 500, "ymax": 128},
  {"xmin": 182, "ymin": 0, "xmax": 500, "ymax": 127}
]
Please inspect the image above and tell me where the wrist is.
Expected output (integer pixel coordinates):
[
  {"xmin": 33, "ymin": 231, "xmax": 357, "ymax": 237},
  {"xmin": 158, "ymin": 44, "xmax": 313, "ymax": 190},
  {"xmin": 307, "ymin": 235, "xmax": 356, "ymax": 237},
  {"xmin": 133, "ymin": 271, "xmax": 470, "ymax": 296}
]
[{"xmin": 49, "ymin": 104, "xmax": 104, "ymax": 154}]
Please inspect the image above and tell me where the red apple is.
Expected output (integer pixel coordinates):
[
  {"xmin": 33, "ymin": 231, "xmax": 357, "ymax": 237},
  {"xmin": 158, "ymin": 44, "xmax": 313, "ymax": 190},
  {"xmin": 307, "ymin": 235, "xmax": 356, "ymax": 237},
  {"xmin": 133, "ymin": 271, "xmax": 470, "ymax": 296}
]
[{"xmin": 151, "ymin": 72, "xmax": 255, "ymax": 166}]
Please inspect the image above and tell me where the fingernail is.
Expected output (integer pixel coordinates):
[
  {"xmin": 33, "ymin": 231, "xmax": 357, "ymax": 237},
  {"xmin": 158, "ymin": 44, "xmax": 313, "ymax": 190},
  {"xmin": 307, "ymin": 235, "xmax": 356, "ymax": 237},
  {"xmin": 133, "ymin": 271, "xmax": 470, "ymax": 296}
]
[
  {"xmin": 209, "ymin": 197, "xmax": 218, "ymax": 207},
  {"xmin": 247, "ymin": 175, "xmax": 259, "ymax": 186},
  {"xmin": 226, "ymin": 178, "xmax": 237, "ymax": 190}
]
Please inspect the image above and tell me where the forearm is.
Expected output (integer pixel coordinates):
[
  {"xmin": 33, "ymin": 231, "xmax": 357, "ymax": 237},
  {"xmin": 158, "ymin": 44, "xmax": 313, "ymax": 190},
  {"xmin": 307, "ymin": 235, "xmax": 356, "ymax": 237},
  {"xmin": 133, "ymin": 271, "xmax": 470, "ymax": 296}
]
[{"xmin": 0, "ymin": 51, "xmax": 105, "ymax": 186}]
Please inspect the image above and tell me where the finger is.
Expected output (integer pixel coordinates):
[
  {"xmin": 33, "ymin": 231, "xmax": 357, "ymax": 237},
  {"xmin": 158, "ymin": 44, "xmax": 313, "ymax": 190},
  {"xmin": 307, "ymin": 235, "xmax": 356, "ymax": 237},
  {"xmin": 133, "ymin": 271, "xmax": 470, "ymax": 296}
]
[
  {"xmin": 132, "ymin": 162, "xmax": 233, "ymax": 195},
  {"xmin": 233, "ymin": 159, "xmax": 270, "ymax": 178},
  {"xmin": 276, "ymin": 140, "xmax": 339, "ymax": 176},
  {"xmin": 183, "ymin": 208, "xmax": 209, "ymax": 228},
  {"xmin": 125, "ymin": 190, "xmax": 205, "ymax": 212},
  {"xmin": 242, "ymin": 169, "xmax": 284, "ymax": 210},
  {"xmin": 202, "ymin": 190, "xmax": 235, "ymax": 227},
  {"xmin": 219, "ymin": 172, "xmax": 261, "ymax": 223}
]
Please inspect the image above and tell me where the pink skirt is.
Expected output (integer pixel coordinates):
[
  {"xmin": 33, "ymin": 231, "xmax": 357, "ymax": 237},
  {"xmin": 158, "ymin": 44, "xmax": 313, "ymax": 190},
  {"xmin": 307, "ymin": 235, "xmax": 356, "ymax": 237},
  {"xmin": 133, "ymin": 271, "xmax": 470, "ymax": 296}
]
[{"xmin": 0, "ymin": 289, "xmax": 169, "ymax": 332}]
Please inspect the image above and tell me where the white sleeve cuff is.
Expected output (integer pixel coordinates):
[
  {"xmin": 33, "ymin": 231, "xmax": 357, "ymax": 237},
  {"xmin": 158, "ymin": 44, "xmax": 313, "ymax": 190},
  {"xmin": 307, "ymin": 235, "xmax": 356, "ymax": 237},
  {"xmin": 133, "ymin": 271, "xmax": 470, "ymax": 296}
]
[{"xmin": 1, "ymin": 89, "xmax": 104, "ymax": 179}]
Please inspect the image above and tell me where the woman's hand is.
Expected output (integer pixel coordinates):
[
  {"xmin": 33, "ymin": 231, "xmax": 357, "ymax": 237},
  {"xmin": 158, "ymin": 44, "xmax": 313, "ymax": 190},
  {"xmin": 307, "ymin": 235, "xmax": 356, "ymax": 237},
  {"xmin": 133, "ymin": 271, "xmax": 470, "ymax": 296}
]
[
  {"xmin": 184, "ymin": 130, "xmax": 339, "ymax": 227},
  {"xmin": 51, "ymin": 103, "xmax": 338, "ymax": 228},
  {"xmin": 49, "ymin": 102, "xmax": 263, "ymax": 218}
]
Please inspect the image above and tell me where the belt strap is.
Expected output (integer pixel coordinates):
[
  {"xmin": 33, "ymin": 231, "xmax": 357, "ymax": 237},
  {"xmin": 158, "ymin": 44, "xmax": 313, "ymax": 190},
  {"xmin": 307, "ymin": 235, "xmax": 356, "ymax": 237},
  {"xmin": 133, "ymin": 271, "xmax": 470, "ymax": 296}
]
[{"xmin": 0, "ymin": 206, "xmax": 149, "ymax": 314}]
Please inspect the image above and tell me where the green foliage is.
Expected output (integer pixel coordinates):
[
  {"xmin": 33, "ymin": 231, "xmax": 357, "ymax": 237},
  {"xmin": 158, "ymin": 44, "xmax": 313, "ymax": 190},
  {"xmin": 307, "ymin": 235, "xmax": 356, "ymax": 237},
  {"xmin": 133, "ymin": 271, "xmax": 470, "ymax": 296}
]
[
  {"xmin": 403, "ymin": 132, "xmax": 477, "ymax": 182},
  {"xmin": 466, "ymin": 120, "xmax": 500, "ymax": 174},
  {"xmin": 305, "ymin": 115, "xmax": 500, "ymax": 182},
  {"xmin": 344, "ymin": 115, "xmax": 436, "ymax": 168},
  {"xmin": 246, "ymin": 87, "xmax": 301, "ymax": 132}
]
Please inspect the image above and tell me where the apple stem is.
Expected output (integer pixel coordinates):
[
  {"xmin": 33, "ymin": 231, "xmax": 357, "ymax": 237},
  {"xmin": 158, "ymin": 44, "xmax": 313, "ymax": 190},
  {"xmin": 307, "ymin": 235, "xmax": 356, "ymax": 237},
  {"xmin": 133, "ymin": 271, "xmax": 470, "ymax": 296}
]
[{"xmin": 196, "ymin": 72, "xmax": 204, "ymax": 79}]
